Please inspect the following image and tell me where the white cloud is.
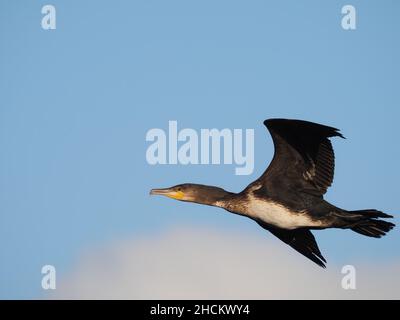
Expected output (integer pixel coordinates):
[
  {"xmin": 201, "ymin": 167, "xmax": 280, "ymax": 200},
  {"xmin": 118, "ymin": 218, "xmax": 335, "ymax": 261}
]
[{"xmin": 52, "ymin": 227, "xmax": 400, "ymax": 299}]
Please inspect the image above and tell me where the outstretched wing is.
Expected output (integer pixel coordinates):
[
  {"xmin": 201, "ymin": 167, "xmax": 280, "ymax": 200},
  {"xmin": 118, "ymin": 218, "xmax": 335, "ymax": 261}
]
[
  {"xmin": 258, "ymin": 222, "xmax": 327, "ymax": 268},
  {"xmin": 256, "ymin": 118, "xmax": 344, "ymax": 197}
]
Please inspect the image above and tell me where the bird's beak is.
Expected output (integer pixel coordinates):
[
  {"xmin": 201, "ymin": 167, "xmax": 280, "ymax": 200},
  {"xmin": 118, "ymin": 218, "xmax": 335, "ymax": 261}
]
[{"xmin": 150, "ymin": 188, "xmax": 185, "ymax": 200}]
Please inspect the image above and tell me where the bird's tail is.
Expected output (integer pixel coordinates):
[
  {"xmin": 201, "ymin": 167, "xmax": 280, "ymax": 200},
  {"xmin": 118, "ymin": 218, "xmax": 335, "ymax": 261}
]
[{"xmin": 343, "ymin": 210, "xmax": 395, "ymax": 238}]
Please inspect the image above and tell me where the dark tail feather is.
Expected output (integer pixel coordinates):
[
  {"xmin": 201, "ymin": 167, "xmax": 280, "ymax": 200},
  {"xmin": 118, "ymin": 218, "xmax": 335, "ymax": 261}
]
[
  {"xmin": 349, "ymin": 209, "xmax": 393, "ymax": 219},
  {"xmin": 347, "ymin": 210, "xmax": 395, "ymax": 238}
]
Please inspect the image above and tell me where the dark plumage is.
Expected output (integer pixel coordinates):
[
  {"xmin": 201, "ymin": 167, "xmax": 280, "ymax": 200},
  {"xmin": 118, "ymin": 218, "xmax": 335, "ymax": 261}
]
[{"xmin": 150, "ymin": 119, "xmax": 395, "ymax": 268}]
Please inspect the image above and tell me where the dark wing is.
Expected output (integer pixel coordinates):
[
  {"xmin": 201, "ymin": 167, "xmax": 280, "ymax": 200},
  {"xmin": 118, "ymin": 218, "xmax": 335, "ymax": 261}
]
[
  {"xmin": 256, "ymin": 118, "xmax": 344, "ymax": 197},
  {"xmin": 258, "ymin": 222, "xmax": 327, "ymax": 268}
]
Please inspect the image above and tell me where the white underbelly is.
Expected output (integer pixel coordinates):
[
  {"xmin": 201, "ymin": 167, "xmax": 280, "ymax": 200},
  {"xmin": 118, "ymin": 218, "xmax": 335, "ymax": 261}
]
[{"xmin": 246, "ymin": 197, "xmax": 322, "ymax": 230}]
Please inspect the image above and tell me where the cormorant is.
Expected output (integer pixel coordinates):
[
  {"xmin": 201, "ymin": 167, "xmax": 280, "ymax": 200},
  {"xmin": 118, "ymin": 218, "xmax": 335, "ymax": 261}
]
[{"xmin": 150, "ymin": 119, "xmax": 395, "ymax": 268}]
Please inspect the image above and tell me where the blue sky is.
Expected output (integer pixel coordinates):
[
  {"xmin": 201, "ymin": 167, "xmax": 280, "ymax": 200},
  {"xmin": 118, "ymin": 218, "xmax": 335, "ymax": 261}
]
[{"xmin": 0, "ymin": 0, "xmax": 399, "ymax": 299}]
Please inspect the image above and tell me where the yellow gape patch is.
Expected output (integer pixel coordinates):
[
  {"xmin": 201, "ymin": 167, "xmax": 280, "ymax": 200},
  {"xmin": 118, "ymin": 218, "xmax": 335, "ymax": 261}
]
[{"xmin": 168, "ymin": 191, "xmax": 184, "ymax": 200}]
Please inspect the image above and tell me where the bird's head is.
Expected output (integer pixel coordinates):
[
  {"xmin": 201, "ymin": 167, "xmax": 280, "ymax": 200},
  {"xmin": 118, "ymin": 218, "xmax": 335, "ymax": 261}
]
[{"xmin": 150, "ymin": 183, "xmax": 230, "ymax": 206}]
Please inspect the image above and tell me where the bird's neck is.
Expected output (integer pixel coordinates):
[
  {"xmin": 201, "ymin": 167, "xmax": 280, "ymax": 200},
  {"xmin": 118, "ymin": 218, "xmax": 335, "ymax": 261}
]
[{"xmin": 190, "ymin": 187, "xmax": 234, "ymax": 207}]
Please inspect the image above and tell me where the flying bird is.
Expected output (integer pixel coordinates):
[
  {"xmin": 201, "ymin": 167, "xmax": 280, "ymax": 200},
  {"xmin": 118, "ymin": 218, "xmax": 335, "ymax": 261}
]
[{"xmin": 150, "ymin": 119, "xmax": 395, "ymax": 268}]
